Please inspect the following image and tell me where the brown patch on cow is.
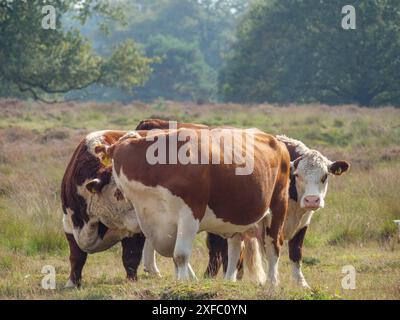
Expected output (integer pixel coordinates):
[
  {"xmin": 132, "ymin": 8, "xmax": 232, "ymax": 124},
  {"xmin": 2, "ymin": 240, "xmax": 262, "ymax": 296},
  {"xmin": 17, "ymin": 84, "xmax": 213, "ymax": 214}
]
[
  {"xmin": 288, "ymin": 226, "xmax": 308, "ymax": 263},
  {"xmin": 65, "ymin": 232, "xmax": 88, "ymax": 287},
  {"xmin": 122, "ymin": 234, "xmax": 146, "ymax": 281},
  {"xmin": 114, "ymin": 188, "xmax": 124, "ymax": 201},
  {"xmin": 61, "ymin": 140, "xmax": 99, "ymax": 227},
  {"xmin": 204, "ymin": 233, "xmax": 228, "ymax": 278}
]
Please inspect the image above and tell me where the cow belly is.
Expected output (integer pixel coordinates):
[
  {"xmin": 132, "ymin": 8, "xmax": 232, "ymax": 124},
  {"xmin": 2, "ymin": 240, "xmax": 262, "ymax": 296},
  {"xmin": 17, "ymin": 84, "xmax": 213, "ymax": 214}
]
[
  {"xmin": 199, "ymin": 206, "xmax": 268, "ymax": 238},
  {"xmin": 115, "ymin": 175, "xmax": 184, "ymax": 257}
]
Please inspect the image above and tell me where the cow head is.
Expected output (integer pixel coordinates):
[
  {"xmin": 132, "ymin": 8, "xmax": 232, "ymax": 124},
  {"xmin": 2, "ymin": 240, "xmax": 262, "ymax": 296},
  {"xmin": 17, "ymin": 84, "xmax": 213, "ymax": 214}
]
[
  {"xmin": 79, "ymin": 167, "xmax": 133, "ymax": 225},
  {"xmin": 290, "ymin": 151, "xmax": 350, "ymax": 210},
  {"xmin": 85, "ymin": 169, "xmax": 125, "ymax": 202}
]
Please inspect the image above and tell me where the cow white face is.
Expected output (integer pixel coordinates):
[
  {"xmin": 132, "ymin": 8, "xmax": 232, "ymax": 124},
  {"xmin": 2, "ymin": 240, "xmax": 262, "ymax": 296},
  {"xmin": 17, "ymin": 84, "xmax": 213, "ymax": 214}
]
[
  {"xmin": 291, "ymin": 151, "xmax": 350, "ymax": 210},
  {"xmin": 82, "ymin": 175, "xmax": 134, "ymax": 229}
]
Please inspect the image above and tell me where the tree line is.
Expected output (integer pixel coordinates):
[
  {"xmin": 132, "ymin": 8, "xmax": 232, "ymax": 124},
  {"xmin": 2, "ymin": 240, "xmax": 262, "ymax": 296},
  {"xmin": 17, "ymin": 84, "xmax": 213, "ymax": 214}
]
[{"xmin": 1, "ymin": 0, "xmax": 399, "ymax": 107}]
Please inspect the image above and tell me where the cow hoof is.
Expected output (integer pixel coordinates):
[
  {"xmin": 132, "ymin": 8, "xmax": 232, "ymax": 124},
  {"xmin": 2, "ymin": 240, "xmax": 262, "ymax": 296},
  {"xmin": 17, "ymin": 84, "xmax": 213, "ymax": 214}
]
[
  {"xmin": 64, "ymin": 279, "xmax": 79, "ymax": 289},
  {"xmin": 144, "ymin": 269, "xmax": 162, "ymax": 278},
  {"xmin": 300, "ymin": 282, "xmax": 311, "ymax": 290},
  {"xmin": 127, "ymin": 275, "xmax": 138, "ymax": 282}
]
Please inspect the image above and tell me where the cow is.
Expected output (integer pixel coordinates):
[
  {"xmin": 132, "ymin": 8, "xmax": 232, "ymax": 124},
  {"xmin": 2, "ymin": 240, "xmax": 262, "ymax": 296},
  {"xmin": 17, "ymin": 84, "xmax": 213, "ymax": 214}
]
[
  {"xmin": 98, "ymin": 126, "xmax": 291, "ymax": 282},
  {"xmin": 61, "ymin": 130, "xmax": 161, "ymax": 288},
  {"xmin": 61, "ymin": 121, "xmax": 206, "ymax": 287},
  {"xmin": 203, "ymin": 135, "xmax": 350, "ymax": 288}
]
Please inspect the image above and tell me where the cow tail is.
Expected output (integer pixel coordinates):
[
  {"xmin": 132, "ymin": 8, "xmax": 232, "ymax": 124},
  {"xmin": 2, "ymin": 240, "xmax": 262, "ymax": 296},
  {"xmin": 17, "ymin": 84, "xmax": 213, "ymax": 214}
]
[{"xmin": 243, "ymin": 225, "xmax": 267, "ymax": 285}]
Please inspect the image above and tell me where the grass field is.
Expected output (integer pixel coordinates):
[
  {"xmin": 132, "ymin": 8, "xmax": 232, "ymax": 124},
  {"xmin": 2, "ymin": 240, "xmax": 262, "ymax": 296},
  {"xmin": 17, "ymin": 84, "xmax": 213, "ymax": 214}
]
[{"xmin": 0, "ymin": 99, "xmax": 399, "ymax": 300}]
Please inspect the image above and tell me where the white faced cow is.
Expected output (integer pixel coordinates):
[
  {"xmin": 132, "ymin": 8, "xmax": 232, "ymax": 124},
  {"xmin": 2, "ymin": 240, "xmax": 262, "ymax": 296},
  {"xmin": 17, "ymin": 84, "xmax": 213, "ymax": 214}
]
[
  {"xmin": 61, "ymin": 130, "xmax": 161, "ymax": 288},
  {"xmin": 61, "ymin": 121, "xmax": 208, "ymax": 287},
  {"xmin": 204, "ymin": 135, "xmax": 350, "ymax": 288}
]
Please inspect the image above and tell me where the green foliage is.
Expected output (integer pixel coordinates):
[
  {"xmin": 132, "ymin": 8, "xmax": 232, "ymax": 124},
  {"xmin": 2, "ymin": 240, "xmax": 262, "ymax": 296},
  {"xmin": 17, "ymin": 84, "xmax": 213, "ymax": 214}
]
[
  {"xmin": 138, "ymin": 34, "xmax": 217, "ymax": 101},
  {"xmin": 220, "ymin": 0, "xmax": 400, "ymax": 107},
  {"xmin": 0, "ymin": 0, "xmax": 152, "ymax": 102},
  {"xmin": 73, "ymin": 0, "xmax": 248, "ymax": 101}
]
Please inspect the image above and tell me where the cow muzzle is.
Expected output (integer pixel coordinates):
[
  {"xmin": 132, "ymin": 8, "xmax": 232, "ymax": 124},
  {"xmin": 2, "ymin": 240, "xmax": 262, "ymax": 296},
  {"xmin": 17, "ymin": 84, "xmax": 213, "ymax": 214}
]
[{"xmin": 303, "ymin": 195, "xmax": 321, "ymax": 209}]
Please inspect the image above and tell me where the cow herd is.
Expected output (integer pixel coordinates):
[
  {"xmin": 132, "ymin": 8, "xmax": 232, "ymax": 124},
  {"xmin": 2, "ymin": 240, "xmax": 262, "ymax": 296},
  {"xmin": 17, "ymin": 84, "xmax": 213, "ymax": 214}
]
[{"xmin": 61, "ymin": 119, "xmax": 350, "ymax": 289}]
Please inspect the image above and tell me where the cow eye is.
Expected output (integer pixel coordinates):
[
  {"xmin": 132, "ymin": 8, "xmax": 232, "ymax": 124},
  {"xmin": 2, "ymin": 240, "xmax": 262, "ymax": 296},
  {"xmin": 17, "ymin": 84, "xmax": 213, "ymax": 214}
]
[{"xmin": 321, "ymin": 174, "xmax": 328, "ymax": 184}]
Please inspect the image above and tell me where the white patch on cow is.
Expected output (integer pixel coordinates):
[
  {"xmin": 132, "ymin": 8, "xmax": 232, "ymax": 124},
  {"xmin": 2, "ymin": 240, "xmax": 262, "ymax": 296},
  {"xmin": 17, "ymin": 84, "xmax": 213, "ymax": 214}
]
[
  {"xmin": 63, "ymin": 208, "xmax": 74, "ymax": 234},
  {"xmin": 174, "ymin": 206, "xmax": 200, "ymax": 280},
  {"xmin": 119, "ymin": 131, "xmax": 141, "ymax": 142},
  {"xmin": 291, "ymin": 261, "xmax": 310, "ymax": 289},
  {"xmin": 264, "ymin": 208, "xmax": 272, "ymax": 229},
  {"xmin": 114, "ymin": 168, "xmax": 202, "ymax": 280},
  {"xmin": 143, "ymin": 239, "xmax": 161, "ymax": 277},
  {"xmin": 114, "ymin": 169, "xmax": 187, "ymax": 257},
  {"xmin": 64, "ymin": 279, "xmax": 77, "ymax": 289},
  {"xmin": 224, "ymin": 234, "xmax": 243, "ymax": 281},
  {"xmin": 265, "ymin": 235, "xmax": 280, "ymax": 286},
  {"xmin": 85, "ymin": 130, "xmax": 112, "ymax": 156},
  {"xmin": 77, "ymin": 180, "xmax": 139, "ymax": 233}
]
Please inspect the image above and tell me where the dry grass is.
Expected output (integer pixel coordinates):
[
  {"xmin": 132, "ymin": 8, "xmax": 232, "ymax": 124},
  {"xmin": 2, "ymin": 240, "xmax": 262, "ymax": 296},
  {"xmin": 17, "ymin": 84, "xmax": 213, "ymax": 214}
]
[{"xmin": 0, "ymin": 100, "xmax": 399, "ymax": 300}]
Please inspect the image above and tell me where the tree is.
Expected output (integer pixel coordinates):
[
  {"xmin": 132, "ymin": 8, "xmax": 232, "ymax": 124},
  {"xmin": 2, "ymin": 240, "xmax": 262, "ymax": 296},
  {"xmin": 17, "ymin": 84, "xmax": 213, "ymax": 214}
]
[
  {"xmin": 137, "ymin": 34, "xmax": 217, "ymax": 101},
  {"xmin": 220, "ymin": 0, "xmax": 400, "ymax": 107},
  {"xmin": 77, "ymin": 0, "xmax": 249, "ymax": 102},
  {"xmin": 0, "ymin": 0, "xmax": 152, "ymax": 102}
]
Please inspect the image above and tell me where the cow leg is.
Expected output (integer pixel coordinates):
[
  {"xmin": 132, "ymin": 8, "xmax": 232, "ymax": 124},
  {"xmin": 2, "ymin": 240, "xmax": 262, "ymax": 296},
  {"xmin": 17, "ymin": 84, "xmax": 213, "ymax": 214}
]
[
  {"xmin": 65, "ymin": 233, "xmax": 87, "ymax": 288},
  {"xmin": 266, "ymin": 182, "xmax": 289, "ymax": 286},
  {"xmin": 143, "ymin": 239, "xmax": 161, "ymax": 277},
  {"xmin": 173, "ymin": 209, "xmax": 199, "ymax": 281},
  {"xmin": 265, "ymin": 235, "xmax": 280, "ymax": 286},
  {"xmin": 236, "ymin": 252, "xmax": 244, "ymax": 280},
  {"xmin": 121, "ymin": 234, "xmax": 145, "ymax": 281},
  {"xmin": 288, "ymin": 226, "xmax": 310, "ymax": 289},
  {"xmin": 204, "ymin": 233, "xmax": 225, "ymax": 278},
  {"xmin": 208, "ymin": 234, "xmax": 243, "ymax": 280},
  {"xmin": 224, "ymin": 234, "xmax": 243, "ymax": 281}
]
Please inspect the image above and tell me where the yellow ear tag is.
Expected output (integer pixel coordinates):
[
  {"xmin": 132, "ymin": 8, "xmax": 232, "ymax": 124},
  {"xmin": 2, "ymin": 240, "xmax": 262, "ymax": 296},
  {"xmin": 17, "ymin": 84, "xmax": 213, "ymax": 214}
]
[
  {"xmin": 335, "ymin": 168, "xmax": 342, "ymax": 175},
  {"xmin": 101, "ymin": 154, "xmax": 112, "ymax": 167}
]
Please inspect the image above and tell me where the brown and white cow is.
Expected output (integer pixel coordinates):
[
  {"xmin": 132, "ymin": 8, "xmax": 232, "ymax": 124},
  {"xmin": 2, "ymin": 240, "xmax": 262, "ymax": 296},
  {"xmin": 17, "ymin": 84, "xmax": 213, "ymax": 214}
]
[
  {"xmin": 204, "ymin": 135, "xmax": 350, "ymax": 288},
  {"xmin": 61, "ymin": 121, "xmax": 207, "ymax": 287},
  {"xmin": 100, "ymin": 126, "xmax": 291, "ymax": 282},
  {"xmin": 61, "ymin": 130, "xmax": 152, "ymax": 288}
]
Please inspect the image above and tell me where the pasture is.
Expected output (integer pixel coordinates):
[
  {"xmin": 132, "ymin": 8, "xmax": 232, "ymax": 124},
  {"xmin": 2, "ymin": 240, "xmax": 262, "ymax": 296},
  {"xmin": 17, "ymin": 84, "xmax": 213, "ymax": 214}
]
[{"xmin": 0, "ymin": 100, "xmax": 399, "ymax": 300}]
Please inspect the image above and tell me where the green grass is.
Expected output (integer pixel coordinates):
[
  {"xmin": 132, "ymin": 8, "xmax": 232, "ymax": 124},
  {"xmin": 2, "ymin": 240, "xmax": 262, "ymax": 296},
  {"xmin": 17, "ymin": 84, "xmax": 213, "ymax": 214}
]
[{"xmin": 0, "ymin": 100, "xmax": 399, "ymax": 299}]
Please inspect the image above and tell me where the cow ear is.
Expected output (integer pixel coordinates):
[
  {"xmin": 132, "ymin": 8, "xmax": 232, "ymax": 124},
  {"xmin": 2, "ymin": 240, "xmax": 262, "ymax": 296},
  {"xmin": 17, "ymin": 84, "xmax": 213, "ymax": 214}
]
[
  {"xmin": 85, "ymin": 179, "xmax": 103, "ymax": 194},
  {"xmin": 290, "ymin": 156, "xmax": 302, "ymax": 175},
  {"xmin": 329, "ymin": 161, "xmax": 350, "ymax": 176}
]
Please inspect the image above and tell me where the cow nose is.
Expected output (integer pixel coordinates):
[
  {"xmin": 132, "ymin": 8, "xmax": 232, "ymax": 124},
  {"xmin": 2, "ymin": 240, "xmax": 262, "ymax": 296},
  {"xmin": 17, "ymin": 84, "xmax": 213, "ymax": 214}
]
[{"xmin": 304, "ymin": 196, "xmax": 321, "ymax": 208}]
